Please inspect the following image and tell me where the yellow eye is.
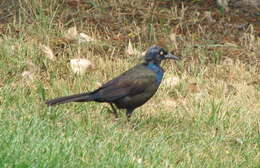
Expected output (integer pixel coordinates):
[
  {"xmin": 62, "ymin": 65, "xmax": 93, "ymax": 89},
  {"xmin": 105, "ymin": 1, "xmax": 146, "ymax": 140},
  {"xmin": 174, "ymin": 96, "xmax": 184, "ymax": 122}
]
[{"xmin": 159, "ymin": 51, "xmax": 164, "ymax": 55}]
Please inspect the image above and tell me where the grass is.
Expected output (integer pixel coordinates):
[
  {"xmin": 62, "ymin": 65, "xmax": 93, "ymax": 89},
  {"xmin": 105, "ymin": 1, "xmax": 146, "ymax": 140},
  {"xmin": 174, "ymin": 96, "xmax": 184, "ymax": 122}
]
[{"xmin": 0, "ymin": 0, "xmax": 259, "ymax": 167}]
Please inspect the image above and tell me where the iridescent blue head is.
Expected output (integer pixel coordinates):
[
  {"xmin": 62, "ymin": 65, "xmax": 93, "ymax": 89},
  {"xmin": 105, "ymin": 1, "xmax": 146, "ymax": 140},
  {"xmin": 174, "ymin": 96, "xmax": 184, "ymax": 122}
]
[{"xmin": 143, "ymin": 46, "xmax": 179, "ymax": 65}]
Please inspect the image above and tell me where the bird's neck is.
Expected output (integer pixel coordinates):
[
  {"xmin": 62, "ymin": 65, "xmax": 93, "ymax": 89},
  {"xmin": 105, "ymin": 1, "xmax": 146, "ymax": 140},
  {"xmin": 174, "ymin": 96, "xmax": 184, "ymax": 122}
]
[
  {"xmin": 144, "ymin": 59, "xmax": 161, "ymax": 66},
  {"xmin": 145, "ymin": 62, "xmax": 164, "ymax": 84}
]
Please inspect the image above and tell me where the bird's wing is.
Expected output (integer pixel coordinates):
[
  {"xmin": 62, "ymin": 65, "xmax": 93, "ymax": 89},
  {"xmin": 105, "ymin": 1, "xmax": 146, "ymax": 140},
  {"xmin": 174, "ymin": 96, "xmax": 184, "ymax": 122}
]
[{"xmin": 92, "ymin": 68, "xmax": 157, "ymax": 102}]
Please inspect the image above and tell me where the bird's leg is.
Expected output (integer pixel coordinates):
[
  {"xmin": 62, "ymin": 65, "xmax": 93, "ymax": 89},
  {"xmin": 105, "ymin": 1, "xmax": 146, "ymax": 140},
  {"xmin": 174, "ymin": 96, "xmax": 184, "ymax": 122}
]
[
  {"xmin": 126, "ymin": 109, "xmax": 134, "ymax": 122},
  {"xmin": 109, "ymin": 103, "xmax": 118, "ymax": 118}
]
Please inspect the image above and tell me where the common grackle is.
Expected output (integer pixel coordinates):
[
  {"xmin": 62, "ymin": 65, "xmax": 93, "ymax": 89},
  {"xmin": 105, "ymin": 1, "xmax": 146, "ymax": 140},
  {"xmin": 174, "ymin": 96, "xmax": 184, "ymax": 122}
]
[{"xmin": 45, "ymin": 46, "xmax": 179, "ymax": 120}]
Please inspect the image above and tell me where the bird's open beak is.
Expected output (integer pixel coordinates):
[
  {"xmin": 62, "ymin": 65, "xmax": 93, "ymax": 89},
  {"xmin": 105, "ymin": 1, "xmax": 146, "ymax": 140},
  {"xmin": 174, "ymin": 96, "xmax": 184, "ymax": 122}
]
[{"xmin": 164, "ymin": 53, "xmax": 180, "ymax": 60}]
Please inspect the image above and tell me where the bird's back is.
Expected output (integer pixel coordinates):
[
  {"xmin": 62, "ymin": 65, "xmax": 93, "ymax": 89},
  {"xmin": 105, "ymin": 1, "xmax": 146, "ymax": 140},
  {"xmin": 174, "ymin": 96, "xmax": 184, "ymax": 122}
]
[{"xmin": 92, "ymin": 63, "xmax": 163, "ymax": 109}]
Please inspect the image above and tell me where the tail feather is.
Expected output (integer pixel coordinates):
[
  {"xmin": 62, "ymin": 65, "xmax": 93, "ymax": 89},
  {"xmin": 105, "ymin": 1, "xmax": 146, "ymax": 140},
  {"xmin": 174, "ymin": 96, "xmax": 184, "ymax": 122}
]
[{"xmin": 45, "ymin": 92, "xmax": 93, "ymax": 106}]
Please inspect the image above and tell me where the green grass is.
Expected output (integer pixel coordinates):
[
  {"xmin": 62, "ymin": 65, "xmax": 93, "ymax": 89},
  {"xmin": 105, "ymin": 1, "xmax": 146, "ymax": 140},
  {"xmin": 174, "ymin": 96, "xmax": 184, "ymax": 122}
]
[{"xmin": 0, "ymin": 0, "xmax": 259, "ymax": 167}]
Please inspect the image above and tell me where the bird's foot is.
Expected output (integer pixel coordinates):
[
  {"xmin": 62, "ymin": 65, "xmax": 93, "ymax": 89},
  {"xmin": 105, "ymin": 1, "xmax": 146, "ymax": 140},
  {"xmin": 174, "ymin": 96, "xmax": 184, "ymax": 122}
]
[{"xmin": 126, "ymin": 109, "xmax": 133, "ymax": 122}]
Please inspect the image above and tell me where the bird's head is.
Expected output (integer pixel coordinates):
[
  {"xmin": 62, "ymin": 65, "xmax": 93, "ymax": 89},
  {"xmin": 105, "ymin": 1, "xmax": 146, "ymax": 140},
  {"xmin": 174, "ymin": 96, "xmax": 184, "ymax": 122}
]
[{"xmin": 143, "ymin": 46, "xmax": 179, "ymax": 65}]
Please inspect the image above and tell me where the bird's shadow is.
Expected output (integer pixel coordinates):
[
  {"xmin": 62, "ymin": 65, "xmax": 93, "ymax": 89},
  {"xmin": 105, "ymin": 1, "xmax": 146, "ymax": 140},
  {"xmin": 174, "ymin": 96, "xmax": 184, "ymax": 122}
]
[
  {"xmin": 101, "ymin": 106, "xmax": 177, "ymax": 131},
  {"xmin": 127, "ymin": 116, "xmax": 178, "ymax": 131}
]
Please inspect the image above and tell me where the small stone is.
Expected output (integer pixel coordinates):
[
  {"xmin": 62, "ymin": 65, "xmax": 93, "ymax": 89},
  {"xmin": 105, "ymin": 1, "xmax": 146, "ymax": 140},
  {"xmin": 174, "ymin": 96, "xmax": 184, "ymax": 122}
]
[
  {"xmin": 64, "ymin": 26, "xmax": 78, "ymax": 41},
  {"xmin": 78, "ymin": 33, "xmax": 96, "ymax": 43},
  {"xmin": 204, "ymin": 11, "xmax": 216, "ymax": 22},
  {"xmin": 217, "ymin": 0, "xmax": 230, "ymax": 11},
  {"xmin": 235, "ymin": 138, "xmax": 243, "ymax": 145},
  {"xmin": 70, "ymin": 58, "xmax": 93, "ymax": 75},
  {"xmin": 21, "ymin": 71, "xmax": 34, "ymax": 84},
  {"xmin": 39, "ymin": 44, "xmax": 56, "ymax": 61}
]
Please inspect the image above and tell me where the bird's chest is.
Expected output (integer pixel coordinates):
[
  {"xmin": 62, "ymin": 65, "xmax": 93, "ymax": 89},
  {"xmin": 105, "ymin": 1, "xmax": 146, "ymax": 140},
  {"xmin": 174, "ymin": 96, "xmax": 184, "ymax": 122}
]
[{"xmin": 147, "ymin": 63, "xmax": 164, "ymax": 84}]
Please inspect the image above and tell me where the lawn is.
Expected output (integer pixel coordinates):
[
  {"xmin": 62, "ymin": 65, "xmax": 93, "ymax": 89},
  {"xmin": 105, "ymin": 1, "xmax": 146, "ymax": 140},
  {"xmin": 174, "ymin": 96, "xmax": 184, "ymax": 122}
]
[{"xmin": 0, "ymin": 0, "xmax": 259, "ymax": 167}]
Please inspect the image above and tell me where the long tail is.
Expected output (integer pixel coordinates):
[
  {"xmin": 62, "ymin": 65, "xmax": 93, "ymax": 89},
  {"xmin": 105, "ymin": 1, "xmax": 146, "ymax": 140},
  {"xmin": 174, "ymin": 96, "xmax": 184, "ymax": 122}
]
[{"xmin": 45, "ymin": 92, "xmax": 94, "ymax": 106}]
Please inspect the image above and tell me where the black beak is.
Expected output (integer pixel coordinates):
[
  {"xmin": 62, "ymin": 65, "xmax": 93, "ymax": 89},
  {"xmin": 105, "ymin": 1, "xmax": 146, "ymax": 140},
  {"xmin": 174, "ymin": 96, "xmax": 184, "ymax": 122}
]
[{"xmin": 164, "ymin": 53, "xmax": 180, "ymax": 60}]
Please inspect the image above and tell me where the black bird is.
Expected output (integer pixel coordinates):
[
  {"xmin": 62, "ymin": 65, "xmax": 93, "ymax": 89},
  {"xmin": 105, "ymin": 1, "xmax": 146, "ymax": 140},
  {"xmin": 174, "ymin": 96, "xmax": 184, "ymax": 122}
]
[{"xmin": 45, "ymin": 46, "xmax": 179, "ymax": 120}]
